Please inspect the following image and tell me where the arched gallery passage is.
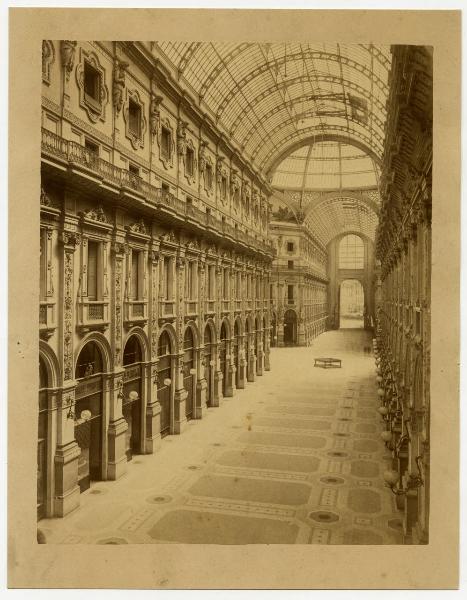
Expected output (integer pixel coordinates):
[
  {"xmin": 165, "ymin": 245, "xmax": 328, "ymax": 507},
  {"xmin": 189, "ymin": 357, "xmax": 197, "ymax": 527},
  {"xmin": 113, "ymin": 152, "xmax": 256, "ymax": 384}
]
[
  {"xmin": 74, "ymin": 341, "xmax": 105, "ymax": 492},
  {"xmin": 339, "ymin": 279, "xmax": 365, "ymax": 329},
  {"xmin": 283, "ymin": 309, "xmax": 298, "ymax": 346},
  {"xmin": 38, "ymin": 356, "xmax": 48, "ymax": 520},
  {"xmin": 122, "ymin": 335, "xmax": 144, "ymax": 461},
  {"xmin": 157, "ymin": 330, "xmax": 174, "ymax": 438}
]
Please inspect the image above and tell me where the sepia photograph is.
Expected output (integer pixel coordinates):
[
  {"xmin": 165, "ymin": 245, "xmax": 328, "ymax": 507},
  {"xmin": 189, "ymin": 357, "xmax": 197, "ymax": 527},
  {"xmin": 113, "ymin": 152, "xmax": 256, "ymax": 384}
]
[
  {"xmin": 37, "ymin": 39, "xmax": 432, "ymax": 546},
  {"xmin": 7, "ymin": 6, "xmax": 461, "ymax": 590}
]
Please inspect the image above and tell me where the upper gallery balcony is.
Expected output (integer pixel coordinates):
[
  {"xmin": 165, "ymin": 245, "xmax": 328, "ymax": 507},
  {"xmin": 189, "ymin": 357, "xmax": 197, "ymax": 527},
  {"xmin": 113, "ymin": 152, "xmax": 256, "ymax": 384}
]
[{"xmin": 41, "ymin": 129, "xmax": 275, "ymax": 260}]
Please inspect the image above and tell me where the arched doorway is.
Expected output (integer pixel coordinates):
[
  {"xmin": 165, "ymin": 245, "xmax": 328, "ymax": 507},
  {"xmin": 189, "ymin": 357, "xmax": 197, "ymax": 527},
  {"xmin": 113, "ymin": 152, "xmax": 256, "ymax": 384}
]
[
  {"xmin": 283, "ymin": 309, "xmax": 297, "ymax": 346},
  {"xmin": 183, "ymin": 327, "xmax": 195, "ymax": 420},
  {"xmin": 219, "ymin": 321, "xmax": 228, "ymax": 396},
  {"xmin": 38, "ymin": 356, "xmax": 48, "ymax": 519},
  {"xmin": 339, "ymin": 279, "xmax": 364, "ymax": 329},
  {"xmin": 233, "ymin": 318, "xmax": 240, "ymax": 388},
  {"xmin": 270, "ymin": 312, "xmax": 277, "ymax": 347},
  {"xmin": 245, "ymin": 318, "xmax": 251, "ymax": 380},
  {"xmin": 122, "ymin": 335, "xmax": 143, "ymax": 461},
  {"xmin": 157, "ymin": 331, "xmax": 173, "ymax": 437},
  {"xmin": 75, "ymin": 341, "xmax": 104, "ymax": 492},
  {"xmin": 204, "ymin": 324, "xmax": 213, "ymax": 406},
  {"xmin": 255, "ymin": 316, "xmax": 261, "ymax": 374}
]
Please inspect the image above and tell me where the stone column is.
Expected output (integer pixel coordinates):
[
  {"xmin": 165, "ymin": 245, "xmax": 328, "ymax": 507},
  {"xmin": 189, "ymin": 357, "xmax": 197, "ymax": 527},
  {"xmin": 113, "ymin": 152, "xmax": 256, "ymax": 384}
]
[
  {"xmin": 247, "ymin": 331, "xmax": 256, "ymax": 383},
  {"xmin": 211, "ymin": 341, "xmax": 221, "ymax": 407},
  {"xmin": 224, "ymin": 341, "xmax": 234, "ymax": 397},
  {"xmin": 107, "ymin": 241, "xmax": 129, "ymax": 479},
  {"xmin": 146, "ymin": 247, "xmax": 162, "ymax": 452},
  {"xmin": 264, "ymin": 325, "xmax": 271, "ymax": 371},
  {"xmin": 174, "ymin": 254, "xmax": 187, "ymax": 433},
  {"xmin": 145, "ymin": 362, "xmax": 162, "ymax": 452},
  {"xmin": 54, "ymin": 230, "xmax": 81, "ymax": 517},
  {"xmin": 236, "ymin": 333, "xmax": 246, "ymax": 388},
  {"xmin": 107, "ymin": 372, "xmax": 128, "ymax": 480},
  {"xmin": 193, "ymin": 339, "xmax": 207, "ymax": 418}
]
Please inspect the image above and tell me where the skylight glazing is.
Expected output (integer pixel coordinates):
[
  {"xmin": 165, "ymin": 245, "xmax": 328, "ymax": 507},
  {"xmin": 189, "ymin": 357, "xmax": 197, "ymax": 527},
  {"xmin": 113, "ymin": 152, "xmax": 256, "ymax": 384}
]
[
  {"xmin": 153, "ymin": 42, "xmax": 391, "ymax": 175},
  {"xmin": 272, "ymin": 141, "xmax": 379, "ymax": 191}
]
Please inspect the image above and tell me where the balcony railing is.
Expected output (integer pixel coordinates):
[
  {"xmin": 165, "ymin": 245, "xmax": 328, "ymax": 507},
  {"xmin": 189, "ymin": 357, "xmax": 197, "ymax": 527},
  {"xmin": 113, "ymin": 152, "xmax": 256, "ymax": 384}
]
[
  {"xmin": 42, "ymin": 129, "xmax": 276, "ymax": 258},
  {"xmin": 77, "ymin": 300, "xmax": 109, "ymax": 331},
  {"xmin": 185, "ymin": 300, "xmax": 198, "ymax": 316},
  {"xmin": 161, "ymin": 301, "xmax": 175, "ymax": 317},
  {"xmin": 205, "ymin": 300, "xmax": 216, "ymax": 315},
  {"xmin": 124, "ymin": 300, "xmax": 148, "ymax": 323},
  {"xmin": 39, "ymin": 301, "xmax": 56, "ymax": 339}
]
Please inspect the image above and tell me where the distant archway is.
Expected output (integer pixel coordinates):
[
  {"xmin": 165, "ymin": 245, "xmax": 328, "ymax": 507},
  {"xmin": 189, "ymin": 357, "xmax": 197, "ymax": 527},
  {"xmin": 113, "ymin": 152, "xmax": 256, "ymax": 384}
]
[
  {"xmin": 339, "ymin": 279, "xmax": 364, "ymax": 329},
  {"xmin": 122, "ymin": 335, "xmax": 143, "ymax": 460},
  {"xmin": 74, "ymin": 341, "xmax": 105, "ymax": 492},
  {"xmin": 283, "ymin": 309, "xmax": 297, "ymax": 345}
]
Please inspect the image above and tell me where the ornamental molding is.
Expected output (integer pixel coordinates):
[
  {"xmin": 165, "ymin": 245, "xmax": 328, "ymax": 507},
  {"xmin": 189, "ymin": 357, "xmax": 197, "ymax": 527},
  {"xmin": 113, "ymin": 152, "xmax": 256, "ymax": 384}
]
[
  {"xmin": 81, "ymin": 205, "xmax": 110, "ymax": 224},
  {"xmin": 157, "ymin": 116, "xmax": 175, "ymax": 170},
  {"xmin": 60, "ymin": 230, "xmax": 81, "ymax": 249},
  {"xmin": 42, "ymin": 40, "xmax": 55, "ymax": 85},
  {"xmin": 123, "ymin": 87, "xmax": 147, "ymax": 150},
  {"xmin": 149, "ymin": 93, "xmax": 163, "ymax": 137},
  {"xmin": 160, "ymin": 229, "xmax": 178, "ymax": 245},
  {"xmin": 75, "ymin": 47, "xmax": 109, "ymax": 124},
  {"xmin": 216, "ymin": 159, "xmax": 229, "ymax": 206},
  {"xmin": 199, "ymin": 140, "xmax": 208, "ymax": 173},
  {"xmin": 185, "ymin": 239, "xmax": 201, "ymax": 253},
  {"xmin": 127, "ymin": 218, "xmax": 148, "ymax": 237},
  {"xmin": 177, "ymin": 120, "xmax": 188, "ymax": 157},
  {"xmin": 60, "ymin": 40, "xmax": 77, "ymax": 81},
  {"xmin": 183, "ymin": 137, "xmax": 197, "ymax": 185},
  {"xmin": 40, "ymin": 186, "xmax": 58, "ymax": 209},
  {"xmin": 202, "ymin": 153, "xmax": 214, "ymax": 196}
]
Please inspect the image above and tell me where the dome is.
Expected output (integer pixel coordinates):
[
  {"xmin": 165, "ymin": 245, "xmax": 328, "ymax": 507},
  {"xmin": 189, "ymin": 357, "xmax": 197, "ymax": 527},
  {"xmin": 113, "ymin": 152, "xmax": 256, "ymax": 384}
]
[{"xmin": 272, "ymin": 141, "xmax": 380, "ymax": 191}]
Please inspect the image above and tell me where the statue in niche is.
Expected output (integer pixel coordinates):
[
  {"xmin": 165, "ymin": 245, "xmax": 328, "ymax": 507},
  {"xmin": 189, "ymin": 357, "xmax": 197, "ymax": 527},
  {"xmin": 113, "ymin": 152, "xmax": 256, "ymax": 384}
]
[
  {"xmin": 60, "ymin": 41, "xmax": 77, "ymax": 80},
  {"xmin": 113, "ymin": 59, "xmax": 129, "ymax": 114},
  {"xmin": 199, "ymin": 141, "xmax": 208, "ymax": 172},
  {"xmin": 177, "ymin": 120, "xmax": 188, "ymax": 157},
  {"xmin": 149, "ymin": 94, "xmax": 163, "ymax": 137}
]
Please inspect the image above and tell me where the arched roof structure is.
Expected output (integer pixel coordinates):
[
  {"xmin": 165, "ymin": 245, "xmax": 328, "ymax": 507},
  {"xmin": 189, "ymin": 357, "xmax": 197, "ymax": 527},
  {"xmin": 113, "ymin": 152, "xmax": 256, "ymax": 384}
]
[
  {"xmin": 304, "ymin": 196, "xmax": 378, "ymax": 245},
  {"xmin": 153, "ymin": 42, "xmax": 390, "ymax": 247},
  {"xmin": 153, "ymin": 43, "xmax": 391, "ymax": 174}
]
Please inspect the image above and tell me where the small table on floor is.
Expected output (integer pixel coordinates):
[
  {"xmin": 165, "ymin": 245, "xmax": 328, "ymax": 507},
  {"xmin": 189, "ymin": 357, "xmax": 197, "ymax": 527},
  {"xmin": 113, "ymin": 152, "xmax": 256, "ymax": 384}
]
[{"xmin": 314, "ymin": 357, "xmax": 342, "ymax": 369}]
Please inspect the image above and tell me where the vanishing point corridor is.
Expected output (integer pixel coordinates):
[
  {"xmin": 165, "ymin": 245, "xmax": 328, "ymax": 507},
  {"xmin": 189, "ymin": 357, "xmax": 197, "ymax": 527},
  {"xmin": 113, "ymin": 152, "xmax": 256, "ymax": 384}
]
[{"xmin": 40, "ymin": 330, "xmax": 402, "ymax": 545}]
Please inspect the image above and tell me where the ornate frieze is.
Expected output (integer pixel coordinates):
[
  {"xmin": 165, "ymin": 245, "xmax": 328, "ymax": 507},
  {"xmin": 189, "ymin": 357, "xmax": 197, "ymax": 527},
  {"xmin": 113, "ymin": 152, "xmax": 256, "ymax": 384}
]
[
  {"xmin": 82, "ymin": 205, "xmax": 109, "ymax": 224},
  {"xmin": 112, "ymin": 242, "xmax": 125, "ymax": 366},
  {"xmin": 60, "ymin": 232, "xmax": 80, "ymax": 380}
]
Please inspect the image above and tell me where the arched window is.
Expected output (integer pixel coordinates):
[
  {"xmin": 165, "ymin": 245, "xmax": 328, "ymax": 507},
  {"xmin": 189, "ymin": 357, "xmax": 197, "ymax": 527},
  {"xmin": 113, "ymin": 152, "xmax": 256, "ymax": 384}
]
[
  {"xmin": 75, "ymin": 342, "xmax": 103, "ymax": 379},
  {"xmin": 123, "ymin": 335, "xmax": 142, "ymax": 366},
  {"xmin": 39, "ymin": 356, "xmax": 48, "ymax": 389},
  {"xmin": 339, "ymin": 234, "xmax": 364, "ymax": 269},
  {"xmin": 158, "ymin": 330, "xmax": 172, "ymax": 357}
]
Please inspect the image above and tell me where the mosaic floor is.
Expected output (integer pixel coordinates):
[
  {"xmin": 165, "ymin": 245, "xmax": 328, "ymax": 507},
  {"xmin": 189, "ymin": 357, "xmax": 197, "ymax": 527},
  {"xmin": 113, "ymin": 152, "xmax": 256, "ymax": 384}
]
[{"xmin": 40, "ymin": 329, "xmax": 403, "ymax": 545}]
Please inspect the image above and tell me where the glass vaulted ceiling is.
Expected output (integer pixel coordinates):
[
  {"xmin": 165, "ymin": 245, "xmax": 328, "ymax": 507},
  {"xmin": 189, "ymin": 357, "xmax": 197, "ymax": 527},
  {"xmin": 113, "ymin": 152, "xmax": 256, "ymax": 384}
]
[
  {"xmin": 272, "ymin": 141, "xmax": 380, "ymax": 191},
  {"xmin": 153, "ymin": 42, "xmax": 391, "ymax": 175}
]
